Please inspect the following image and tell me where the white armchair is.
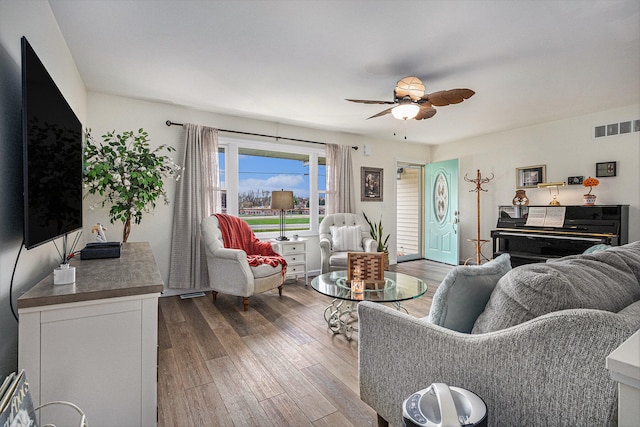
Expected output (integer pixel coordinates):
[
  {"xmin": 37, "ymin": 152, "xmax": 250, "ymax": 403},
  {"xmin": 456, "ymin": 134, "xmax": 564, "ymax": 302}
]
[
  {"xmin": 319, "ymin": 213, "xmax": 377, "ymax": 274},
  {"xmin": 201, "ymin": 214, "xmax": 285, "ymax": 311}
]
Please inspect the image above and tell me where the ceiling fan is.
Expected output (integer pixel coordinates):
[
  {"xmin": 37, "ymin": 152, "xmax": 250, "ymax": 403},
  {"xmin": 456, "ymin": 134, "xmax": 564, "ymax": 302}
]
[{"xmin": 346, "ymin": 76, "xmax": 475, "ymax": 121}]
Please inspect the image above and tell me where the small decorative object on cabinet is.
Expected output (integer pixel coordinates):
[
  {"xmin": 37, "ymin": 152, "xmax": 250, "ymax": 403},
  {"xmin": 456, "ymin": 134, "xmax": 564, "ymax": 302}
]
[
  {"xmin": 272, "ymin": 239, "xmax": 307, "ymax": 284},
  {"xmin": 583, "ymin": 177, "xmax": 599, "ymax": 205},
  {"xmin": 512, "ymin": 189, "xmax": 529, "ymax": 206}
]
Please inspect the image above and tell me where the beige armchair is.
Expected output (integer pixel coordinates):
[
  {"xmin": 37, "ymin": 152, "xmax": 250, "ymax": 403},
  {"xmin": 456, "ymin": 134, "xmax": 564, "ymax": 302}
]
[
  {"xmin": 201, "ymin": 214, "xmax": 285, "ymax": 311},
  {"xmin": 319, "ymin": 213, "xmax": 377, "ymax": 274}
]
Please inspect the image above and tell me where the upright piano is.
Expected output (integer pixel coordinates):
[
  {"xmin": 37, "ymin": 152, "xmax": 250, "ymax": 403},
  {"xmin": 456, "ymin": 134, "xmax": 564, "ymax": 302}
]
[{"xmin": 491, "ymin": 205, "xmax": 629, "ymax": 266}]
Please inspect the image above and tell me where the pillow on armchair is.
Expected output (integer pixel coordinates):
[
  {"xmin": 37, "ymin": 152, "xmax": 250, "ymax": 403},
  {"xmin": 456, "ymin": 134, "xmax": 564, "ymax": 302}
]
[
  {"xmin": 426, "ymin": 254, "xmax": 511, "ymax": 333},
  {"xmin": 330, "ymin": 225, "xmax": 363, "ymax": 252}
]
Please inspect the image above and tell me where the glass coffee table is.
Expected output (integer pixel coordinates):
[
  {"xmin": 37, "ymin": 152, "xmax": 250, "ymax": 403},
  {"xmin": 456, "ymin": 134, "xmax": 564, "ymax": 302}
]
[{"xmin": 310, "ymin": 270, "xmax": 427, "ymax": 340}]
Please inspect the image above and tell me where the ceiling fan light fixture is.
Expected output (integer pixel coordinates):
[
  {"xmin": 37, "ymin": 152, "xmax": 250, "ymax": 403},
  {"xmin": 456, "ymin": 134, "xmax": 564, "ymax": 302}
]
[{"xmin": 391, "ymin": 104, "xmax": 419, "ymax": 120}]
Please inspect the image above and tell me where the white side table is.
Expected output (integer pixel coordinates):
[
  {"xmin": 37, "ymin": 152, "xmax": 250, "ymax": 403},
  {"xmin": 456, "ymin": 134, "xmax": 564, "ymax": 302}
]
[
  {"xmin": 606, "ymin": 330, "xmax": 640, "ymax": 427},
  {"xmin": 272, "ymin": 238, "xmax": 307, "ymax": 284}
]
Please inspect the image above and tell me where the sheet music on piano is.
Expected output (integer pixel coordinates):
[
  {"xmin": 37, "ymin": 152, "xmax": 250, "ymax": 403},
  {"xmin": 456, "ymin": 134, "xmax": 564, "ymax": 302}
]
[{"xmin": 525, "ymin": 206, "xmax": 566, "ymax": 227}]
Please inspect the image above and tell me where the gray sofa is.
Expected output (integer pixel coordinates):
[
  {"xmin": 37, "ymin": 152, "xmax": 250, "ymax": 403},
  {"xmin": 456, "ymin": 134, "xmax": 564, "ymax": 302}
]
[{"xmin": 358, "ymin": 241, "xmax": 640, "ymax": 427}]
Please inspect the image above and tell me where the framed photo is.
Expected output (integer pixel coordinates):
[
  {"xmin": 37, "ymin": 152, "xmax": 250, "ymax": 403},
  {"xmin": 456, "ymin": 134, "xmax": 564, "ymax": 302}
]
[
  {"xmin": 516, "ymin": 165, "xmax": 546, "ymax": 189},
  {"xmin": 361, "ymin": 167, "xmax": 383, "ymax": 201},
  {"xmin": 568, "ymin": 176, "xmax": 584, "ymax": 185},
  {"xmin": 596, "ymin": 161, "xmax": 617, "ymax": 177}
]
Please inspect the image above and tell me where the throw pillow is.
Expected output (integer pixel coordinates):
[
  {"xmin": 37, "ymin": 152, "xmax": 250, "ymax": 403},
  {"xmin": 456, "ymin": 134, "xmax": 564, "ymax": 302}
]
[
  {"xmin": 582, "ymin": 244, "xmax": 611, "ymax": 254},
  {"xmin": 330, "ymin": 225, "xmax": 363, "ymax": 252},
  {"xmin": 426, "ymin": 254, "xmax": 512, "ymax": 333}
]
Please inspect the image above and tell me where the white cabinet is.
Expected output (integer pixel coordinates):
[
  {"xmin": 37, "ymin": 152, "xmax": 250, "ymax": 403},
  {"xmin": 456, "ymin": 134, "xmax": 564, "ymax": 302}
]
[
  {"xmin": 272, "ymin": 239, "xmax": 307, "ymax": 283},
  {"xmin": 606, "ymin": 330, "xmax": 640, "ymax": 426},
  {"xmin": 18, "ymin": 242, "xmax": 163, "ymax": 427}
]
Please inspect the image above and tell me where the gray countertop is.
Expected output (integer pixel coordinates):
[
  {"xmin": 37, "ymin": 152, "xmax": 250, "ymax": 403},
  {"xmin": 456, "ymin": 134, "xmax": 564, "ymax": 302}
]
[{"xmin": 17, "ymin": 241, "xmax": 164, "ymax": 309}]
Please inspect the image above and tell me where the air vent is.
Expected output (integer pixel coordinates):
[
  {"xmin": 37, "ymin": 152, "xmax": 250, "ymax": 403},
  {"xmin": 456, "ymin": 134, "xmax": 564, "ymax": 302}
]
[{"xmin": 594, "ymin": 119, "xmax": 640, "ymax": 139}]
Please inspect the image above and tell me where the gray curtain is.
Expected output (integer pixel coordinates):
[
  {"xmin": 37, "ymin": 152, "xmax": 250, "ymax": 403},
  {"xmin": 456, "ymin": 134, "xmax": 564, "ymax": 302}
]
[
  {"xmin": 168, "ymin": 123, "xmax": 219, "ymax": 289},
  {"xmin": 326, "ymin": 143, "xmax": 355, "ymax": 214}
]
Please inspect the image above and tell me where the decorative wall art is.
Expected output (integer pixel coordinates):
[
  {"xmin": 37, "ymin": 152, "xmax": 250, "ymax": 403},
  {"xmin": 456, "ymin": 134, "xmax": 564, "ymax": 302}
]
[
  {"xmin": 516, "ymin": 165, "xmax": 546, "ymax": 189},
  {"xmin": 568, "ymin": 176, "xmax": 584, "ymax": 185},
  {"xmin": 596, "ymin": 161, "xmax": 617, "ymax": 177},
  {"xmin": 361, "ymin": 167, "xmax": 383, "ymax": 201}
]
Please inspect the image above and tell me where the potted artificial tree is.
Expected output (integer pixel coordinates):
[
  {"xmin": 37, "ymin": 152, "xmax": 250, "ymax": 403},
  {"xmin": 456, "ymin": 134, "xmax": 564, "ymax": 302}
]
[
  {"xmin": 83, "ymin": 129, "xmax": 182, "ymax": 242},
  {"xmin": 583, "ymin": 177, "xmax": 599, "ymax": 206}
]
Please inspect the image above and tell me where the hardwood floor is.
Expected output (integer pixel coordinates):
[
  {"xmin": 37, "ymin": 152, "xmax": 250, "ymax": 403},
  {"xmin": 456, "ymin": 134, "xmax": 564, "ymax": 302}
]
[{"xmin": 157, "ymin": 260, "xmax": 453, "ymax": 427}]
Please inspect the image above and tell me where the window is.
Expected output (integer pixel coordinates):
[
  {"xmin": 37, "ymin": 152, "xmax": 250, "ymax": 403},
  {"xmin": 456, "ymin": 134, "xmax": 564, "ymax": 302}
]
[
  {"xmin": 218, "ymin": 138, "xmax": 326, "ymax": 237},
  {"xmin": 218, "ymin": 146, "xmax": 226, "ymax": 212}
]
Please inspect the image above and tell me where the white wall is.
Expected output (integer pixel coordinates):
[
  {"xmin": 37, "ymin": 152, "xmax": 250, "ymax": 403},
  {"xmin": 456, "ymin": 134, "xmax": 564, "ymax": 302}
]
[
  {"xmin": 85, "ymin": 92, "xmax": 430, "ymax": 284},
  {"xmin": 0, "ymin": 0, "xmax": 87, "ymax": 375},
  {"xmin": 431, "ymin": 104, "xmax": 640, "ymax": 263}
]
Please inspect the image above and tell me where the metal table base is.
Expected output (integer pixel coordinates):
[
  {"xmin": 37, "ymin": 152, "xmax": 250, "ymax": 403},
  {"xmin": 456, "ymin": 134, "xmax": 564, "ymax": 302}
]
[{"xmin": 322, "ymin": 298, "xmax": 408, "ymax": 340}]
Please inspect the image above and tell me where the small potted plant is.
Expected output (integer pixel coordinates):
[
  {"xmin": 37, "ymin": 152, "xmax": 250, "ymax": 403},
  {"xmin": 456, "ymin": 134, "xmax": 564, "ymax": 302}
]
[
  {"xmin": 84, "ymin": 129, "xmax": 182, "ymax": 242},
  {"xmin": 363, "ymin": 211, "xmax": 390, "ymax": 268},
  {"xmin": 583, "ymin": 177, "xmax": 599, "ymax": 206}
]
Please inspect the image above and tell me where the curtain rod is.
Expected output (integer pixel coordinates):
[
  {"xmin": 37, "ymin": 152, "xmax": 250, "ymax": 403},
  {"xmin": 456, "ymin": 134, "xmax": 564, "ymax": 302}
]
[{"xmin": 165, "ymin": 120, "xmax": 358, "ymax": 150}]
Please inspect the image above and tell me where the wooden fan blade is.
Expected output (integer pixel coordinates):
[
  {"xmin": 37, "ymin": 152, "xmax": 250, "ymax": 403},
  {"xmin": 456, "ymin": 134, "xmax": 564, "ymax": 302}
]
[
  {"xmin": 423, "ymin": 88, "xmax": 475, "ymax": 106},
  {"xmin": 395, "ymin": 76, "xmax": 425, "ymax": 101},
  {"xmin": 346, "ymin": 99, "xmax": 396, "ymax": 105},
  {"xmin": 415, "ymin": 105, "xmax": 437, "ymax": 120},
  {"xmin": 367, "ymin": 107, "xmax": 393, "ymax": 119}
]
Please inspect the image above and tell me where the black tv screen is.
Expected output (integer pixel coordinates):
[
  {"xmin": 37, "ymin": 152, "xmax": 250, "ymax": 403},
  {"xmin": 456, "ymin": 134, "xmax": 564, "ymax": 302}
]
[{"xmin": 22, "ymin": 37, "xmax": 83, "ymax": 249}]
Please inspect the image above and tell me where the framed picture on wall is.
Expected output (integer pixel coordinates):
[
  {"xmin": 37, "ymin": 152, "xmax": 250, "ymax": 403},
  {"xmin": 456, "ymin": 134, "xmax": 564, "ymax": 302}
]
[
  {"xmin": 596, "ymin": 161, "xmax": 617, "ymax": 177},
  {"xmin": 516, "ymin": 165, "xmax": 546, "ymax": 188},
  {"xmin": 361, "ymin": 167, "xmax": 383, "ymax": 201}
]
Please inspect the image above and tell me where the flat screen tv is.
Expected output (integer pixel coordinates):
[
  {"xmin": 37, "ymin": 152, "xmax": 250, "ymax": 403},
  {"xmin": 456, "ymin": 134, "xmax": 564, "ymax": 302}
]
[{"xmin": 22, "ymin": 36, "xmax": 83, "ymax": 249}]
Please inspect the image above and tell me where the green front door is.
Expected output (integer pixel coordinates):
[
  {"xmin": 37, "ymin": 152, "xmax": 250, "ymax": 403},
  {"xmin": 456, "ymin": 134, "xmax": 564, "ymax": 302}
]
[{"xmin": 425, "ymin": 159, "xmax": 459, "ymax": 265}]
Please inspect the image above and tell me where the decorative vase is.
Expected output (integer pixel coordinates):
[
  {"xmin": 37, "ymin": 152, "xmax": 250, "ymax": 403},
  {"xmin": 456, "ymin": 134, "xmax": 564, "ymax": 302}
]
[
  {"xmin": 383, "ymin": 251, "xmax": 389, "ymax": 270},
  {"xmin": 53, "ymin": 263, "xmax": 76, "ymax": 285},
  {"xmin": 512, "ymin": 189, "xmax": 529, "ymax": 206},
  {"xmin": 583, "ymin": 194, "xmax": 597, "ymax": 206}
]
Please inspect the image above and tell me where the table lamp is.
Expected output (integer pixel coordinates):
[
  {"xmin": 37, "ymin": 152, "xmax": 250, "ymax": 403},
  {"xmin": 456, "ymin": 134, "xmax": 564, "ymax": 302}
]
[
  {"xmin": 271, "ymin": 190, "xmax": 294, "ymax": 241},
  {"xmin": 537, "ymin": 182, "xmax": 565, "ymax": 206}
]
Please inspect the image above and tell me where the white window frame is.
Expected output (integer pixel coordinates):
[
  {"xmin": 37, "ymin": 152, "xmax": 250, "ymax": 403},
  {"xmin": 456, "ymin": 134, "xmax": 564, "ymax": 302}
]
[{"xmin": 219, "ymin": 136, "xmax": 326, "ymax": 238}]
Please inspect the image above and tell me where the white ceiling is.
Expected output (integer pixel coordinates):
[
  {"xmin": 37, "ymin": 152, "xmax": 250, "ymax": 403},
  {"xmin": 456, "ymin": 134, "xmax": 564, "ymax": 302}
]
[{"xmin": 48, "ymin": 0, "xmax": 640, "ymax": 145}]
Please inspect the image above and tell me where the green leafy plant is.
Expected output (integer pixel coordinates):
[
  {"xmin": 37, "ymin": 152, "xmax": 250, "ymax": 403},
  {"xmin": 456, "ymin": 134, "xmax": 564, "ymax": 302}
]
[
  {"xmin": 83, "ymin": 129, "xmax": 182, "ymax": 242},
  {"xmin": 363, "ymin": 211, "xmax": 390, "ymax": 253}
]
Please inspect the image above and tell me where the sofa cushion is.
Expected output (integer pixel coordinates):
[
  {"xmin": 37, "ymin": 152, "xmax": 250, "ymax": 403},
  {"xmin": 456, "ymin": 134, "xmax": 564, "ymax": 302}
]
[
  {"xmin": 554, "ymin": 241, "xmax": 640, "ymax": 284},
  {"xmin": 250, "ymin": 262, "xmax": 283, "ymax": 279},
  {"xmin": 472, "ymin": 241, "xmax": 640, "ymax": 334},
  {"xmin": 426, "ymin": 254, "xmax": 511, "ymax": 333},
  {"xmin": 330, "ymin": 225, "xmax": 363, "ymax": 252},
  {"xmin": 618, "ymin": 300, "xmax": 640, "ymax": 318}
]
